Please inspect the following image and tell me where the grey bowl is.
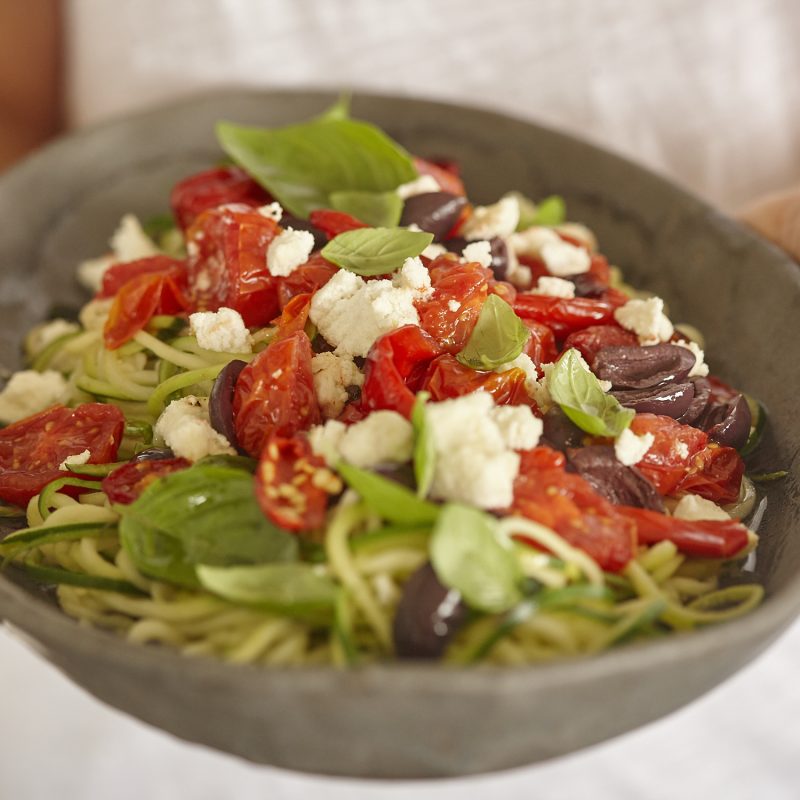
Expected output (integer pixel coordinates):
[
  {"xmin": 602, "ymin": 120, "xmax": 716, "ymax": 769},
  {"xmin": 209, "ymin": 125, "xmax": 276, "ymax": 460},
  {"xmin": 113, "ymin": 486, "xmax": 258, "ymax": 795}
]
[{"xmin": 0, "ymin": 89, "xmax": 798, "ymax": 779}]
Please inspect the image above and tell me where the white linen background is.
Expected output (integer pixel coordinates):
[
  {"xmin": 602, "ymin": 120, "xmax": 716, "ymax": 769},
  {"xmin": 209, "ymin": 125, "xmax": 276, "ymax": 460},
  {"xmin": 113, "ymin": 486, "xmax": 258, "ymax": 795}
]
[{"xmin": 2, "ymin": 0, "xmax": 800, "ymax": 797}]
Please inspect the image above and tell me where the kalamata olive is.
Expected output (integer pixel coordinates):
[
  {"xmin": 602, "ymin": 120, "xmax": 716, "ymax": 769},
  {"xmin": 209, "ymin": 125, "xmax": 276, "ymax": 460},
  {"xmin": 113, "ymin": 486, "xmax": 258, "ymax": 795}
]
[
  {"xmin": 400, "ymin": 192, "xmax": 467, "ymax": 241},
  {"xmin": 541, "ymin": 407, "xmax": 585, "ymax": 452},
  {"xmin": 393, "ymin": 562, "xmax": 468, "ymax": 659},
  {"xmin": 569, "ymin": 274, "xmax": 607, "ymax": 298},
  {"xmin": 612, "ymin": 381, "xmax": 695, "ymax": 418},
  {"xmin": 209, "ymin": 359, "xmax": 247, "ymax": 452},
  {"xmin": 133, "ymin": 447, "xmax": 175, "ymax": 461},
  {"xmin": 279, "ymin": 214, "xmax": 327, "ymax": 251},
  {"xmin": 594, "ymin": 344, "xmax": 696, "ymax": 390},
  {"xmin": 567, "ymin": 446, "xmax": 664, "ymax": 512},
  {"xmin": 678, "ymin": 377, "xmax": 711, "ymax": 426},
  {"xmin": 706, "ymin": 394, "xmax": 752, "ymax": 450},
  {"xmin": 445, "ymin": 235, "xmax": 510, "ymax": 280}
]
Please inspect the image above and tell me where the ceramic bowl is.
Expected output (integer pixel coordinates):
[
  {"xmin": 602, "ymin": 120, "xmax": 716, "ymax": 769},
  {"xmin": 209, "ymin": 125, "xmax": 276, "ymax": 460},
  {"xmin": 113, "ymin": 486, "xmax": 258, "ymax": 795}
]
[{"xmin": 0, "ymin": 90, "xmax": 798, "ymax": 779}]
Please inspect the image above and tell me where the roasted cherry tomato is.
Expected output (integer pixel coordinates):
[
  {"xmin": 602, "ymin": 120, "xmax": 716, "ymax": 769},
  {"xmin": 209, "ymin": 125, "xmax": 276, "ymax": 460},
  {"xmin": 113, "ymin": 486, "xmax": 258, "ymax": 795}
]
[
  {"xmin": 413, "ymin": 156, "xmax": 466, "ymax": 197},
  {"xmin": 0, "ymin": 404, "xmax": 125, "ymax": 507},
  {"xmin": 423, "ymin": 354, "xmax": 532, "ymax": 407},
  {"xmin": 186, "ymin": 205, "xmax": 281, "ymax": 327},
  {"xmin": 676, "ymin": 443, "xmax": 745, "ymax": 505},
  {"xmin": 522, "ymin": 319, "xmax": 558, "ymax": 369},
  {"xmin": 562, "ymin": 324, "xmax": 638, "ymax": 366},
  {"xmin": 255, "ymin": 434, "xmax": 342, "ymax": 532},
  {"xmin": 98, "ymin": 255, "xmax": 187, "ymax": 300},
  {"xmin": 274, "ymin": 292, "xmax": 313, "ymax": 341},
  {"xmin": 509, "ymin": 446, "xmax": 636, "ymax": 572},
  {"xmin": 617, "ymin": 506, "xmax": 748, "ymax": 559},
  {"xmin": 233, "ymin": 331, "xmax": 321, "ymax": 457},
  {"xmin": 362, "ymin": 325, "xmax": 442, "ymax": 418},
  {"xmin": 514, "ymin": 294, "xmax": 621, "ymax": 340},
  {"xmin": 170, "ymin": 165, "xmax": 270, "ymax": 230},
  {"xmin": 277, "ymin": 253, "xmax": 338, "ymax": 309},
  {"xmin": 308, "ymin": 209, "xmax": 369, "ymax": 239},
  {"xmin": 102, "ymin": 458, "xmax": 190, "ymax": 505}
]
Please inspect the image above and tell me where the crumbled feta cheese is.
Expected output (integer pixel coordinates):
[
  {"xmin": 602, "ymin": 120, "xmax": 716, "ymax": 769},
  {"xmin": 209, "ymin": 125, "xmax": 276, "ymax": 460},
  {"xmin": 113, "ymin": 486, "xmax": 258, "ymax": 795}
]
[
  {"xmin": 462, "ymin": 240, "xmax": 493, "ymax": 269},
  {"xmin": 447, "ymin": 299, "xmax": 461, "ymax": 313},
  {"xmin": 598, "ymin": 379, "xmax": 613, "ymax": 393},
  {"xmin": 531, "ymin": 276, "xmax": 576, "ymax": 298},
  {"xmin": 553, "ymin": 222, "xmax": 598, "ymax": 252},
  {"xmin": 540, "ymin": 240, "xmax": 591, "ymax": 277},
  {"xmin": 676, "ymin": 340, "xmax": 710, "ymax": 377},
  {"xmin": 266, "ymin": 228, "xmax": 315, "ymax": 277},
  {"xmin": 0, "ymin": 370, "xmax": 70, "ymax": 424},
  {"xmin": 614, "ymin": 428, "xmax": 655, "ymax": 466},
  {"xmin": 258, "ymin": 202, "xmax": 283, "ymax": 222},
  {"xmin": 309, "ymin": 270, "xmax": 427, "ymax": 358},
  {"xmin": 489, "ymin": 405, "xmax": 543, "ymax": 450},
  {"xmin": 461, "ymin": 197, "xmax": 520, "ymax": 241},
  {"xmin": 505, "ymin": 251, "xmax": 533, "ymax": 290},
  {"xmin": 26, "ymin": 319, "xmax": 80, "ymax": 356},
  {"xmin": 59, "ymin": 449, "xmax": 91, "ymax": 471},
  {"xmin": 189, "ymin": 307, "xmax": 252, "ymax": 353},
  {"xmin": 614, "ymin": 297, "xmax": 674, "ymax": 345},
  {"xmin": 496, "ymin": 353, "xmax": 540, "ymax": 397},
  {"xmin": 338, "ymin": 411, "xmax": 414, "ymax": 468},
  {"xmin": 421, "ymin": 243, "xmax": 448, "ymax": 260},
  {"xmin": 508, "ymin": 226, "xmax": 561, "ymax": 257},
  {"xmin": 396, "ymin": 174, "xmax": 441, "ymax": 199},
  {"xmin": 154, "ymin": 396, "xmax": 235, "ymax": 462},
  {"xmin": 675, "ymin": 441, "xmax": 690, "ymax": 460},
  {"xmin": 308, "ymin": 420, "xmax": 347, "ymax": 465},
  {"xmin": 392, "ymin": 257, "xmax": 433, "ymax": 297},
  {"xmin": 311, "ymin": 352, "xmax": 365, "ymax": 419},
  {"xmin": 426, "ymin": 392, "xmax": 521, "ymax": 509},
  {"xmin": 76, "ymin": 255, "xmax": 116, "ymax": 293},
  {"xmin": 673, "ymin": 494, "xmax": 731, "ymax": 521}
]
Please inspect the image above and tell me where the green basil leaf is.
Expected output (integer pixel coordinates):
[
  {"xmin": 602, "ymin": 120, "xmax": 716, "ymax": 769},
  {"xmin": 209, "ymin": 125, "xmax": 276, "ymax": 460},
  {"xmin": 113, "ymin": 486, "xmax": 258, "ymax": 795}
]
[
  {"xmin": 548, "ymin": 348, "xmax": 634, "ymax": 437},
  {"xmin": 330, "ymin": 190, "xmax": 403, "ymax": 228},
  {"xmin": 321, "ymin": 227, "xmax": 433, "ymax": 276},
  {"xmin": 411, "ymin": 391, "xmax": 435, "ymax": 498},
  {"xmin": 197, "ymin": 563, "xmax": 337, "ymax": 623},
  {"xmin": 430, "ymin": 504, "xmax": 522, "ymax": 613},
  {"xmin": 456, "ymin": 294, "xmax": 530, "ymax": 370},
  {"xmin": 512, "ymin": 192, "xmax": 567, "ymax": 230},
  {"xmin": 316, "ymin": 94, "xmax": 351, "ymax": 122},
  {"xmin": 216, "ymin": 117, "xmax": 417, "ymax": 218},
  {"xmin": 337, "ymin": 461, "xmax": 440, "ymax": 525},
  {"xmin": 119, "ymin": 464, "xmax": 298, "ymax": 588}
]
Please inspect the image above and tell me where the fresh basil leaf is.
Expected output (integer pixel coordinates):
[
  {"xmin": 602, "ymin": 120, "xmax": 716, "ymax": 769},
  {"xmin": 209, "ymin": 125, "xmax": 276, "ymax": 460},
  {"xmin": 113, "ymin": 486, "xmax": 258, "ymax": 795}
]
[
  {"xmin": 119, "ymin": 464, "xmax": 298, "ymax": 587},
  {"xmin": 316, "ymin": 94, "xmax": 351, "ymax": 122},
  {"xmin": 321, "ymin": 227, "xmax": 433, "ymax": 276},
  {"xmin": 197, "ymin": 563, "xmax": 337, "ymax": 623},
  {"xmin": 430, "ymin": 504, "xmax": 522, "ymax": 613},
  {"xmin": 216, "ymin": 117, "xmax": 417, "ymax": 219},
  {"xmin": 411, "ymin": 391, "xmax": 435, "ymax": 498},
  {"xmin": 548, "ymin": 348, "xmax": 634, "ymax": 437},
  {"xmin": 512, "ymin": 192, "xmax": 566, "ymax": 230},
  {"xmin": 330, "ymin": 190, "xmax": 403, "ymax": 228},
  {"xmin": 337, "ymin": 461, "xmax": 440, "ymax": 525},
  {"xmin": 456, "ymin": 295, "xmax": 530, "ymax": 370}
]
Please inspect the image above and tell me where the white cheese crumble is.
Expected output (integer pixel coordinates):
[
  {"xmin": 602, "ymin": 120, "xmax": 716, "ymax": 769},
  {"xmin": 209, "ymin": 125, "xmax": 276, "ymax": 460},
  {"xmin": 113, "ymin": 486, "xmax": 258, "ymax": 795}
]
[
  {"xmin": 426, "ymin": 392, "xmax": 522, "ymax": 509},
  {"xmin": 189, "ymin": 307, "xmax": 252, "ymax": 353},
  {"xmin": 614, "ymin": 428, "xmax": 655, "ymax": 466},
  {"xmin": 309, "ymin": 269, "xmax": 427, "ymax": 358},
  {"xmin": 496, "ymin": 353, "xmax": 540, "ymax": 398},
  {"xmin": 676, "ymin": 339, "xmax": 710, "ymax": 378},
  {"xmin": 675, "ymin": 441, "xmax": 690, "ymax": 460},
  {"xmin": 508, "ymin": 226, "xmax": 561, "ymax": 258},
  {"xmin": 531, "ymin": 276, "xmax": 576, "ymax": 298},
  {"xmin": 447, "ymin": 299, "xmax": 461, "ymax": 312},
  {"xmin": 673, "ymin": 494, "xmax": 730, "ymax": 522},
  {"xmin": 553, "ymin": 222, "xmax": 598, "ymax": 252},
  {"xmin": 0, "ymin": 370, "xmax": 70, "ymax": 424},
  {"xmin": 462, "ymin": 240, "xmax": 493, "ymax": 269},
  {"xmin": 59, "ymin": 449, "xmax": 91, "ymax": 471},
  {"xmin": 154, "ymin": 396, "xmax": 235, "ymax": 462},
  {"xmin": 266, "ymin": 228, "xmax": 315, "ymax": 277},
  {"xmin": 421, "ymin": 242, "xmax": 448, "ymax": 260},
  {"xmin": 614, "ymin": 297, "xmax": 674, "ymax": 345},
  {"xmin": 460, "ymin": 197, "xmax": 520, "ymax": 241},
  {"xmin": 392, "ymin": 257, "xmax": 433, "ymax": 297},
  {"xmin": 396, "ymin": 174, "xmax": 441, "ymax": 199},
  {"xmin": 540, "ymin": 239, "xmax": 591, "ymax": 277},
  {"xmin": 307, "ymin": 419, "xmax": 347, "ymax": 465},
  {"xmin": 311, "ymin": 352, "xmax": 365, "ymax": 419},
  {"xmin": 489, "ymin": 405, "xmax": 543, "ymax": 451},
  {"xmin": 258, "ymin": 202, "xmax": 284, "ymax": 222}
]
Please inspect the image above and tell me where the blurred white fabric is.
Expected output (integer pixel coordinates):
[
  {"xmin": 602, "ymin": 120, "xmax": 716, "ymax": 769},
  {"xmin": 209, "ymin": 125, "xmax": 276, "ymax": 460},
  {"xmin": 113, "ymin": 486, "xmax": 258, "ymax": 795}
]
[{"xmin": 2, "ymin": 1, "xmax": 799, "ymax": 797}]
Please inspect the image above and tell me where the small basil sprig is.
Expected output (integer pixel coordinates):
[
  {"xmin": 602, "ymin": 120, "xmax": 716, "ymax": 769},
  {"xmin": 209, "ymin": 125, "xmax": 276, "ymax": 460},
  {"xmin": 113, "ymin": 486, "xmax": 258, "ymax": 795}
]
[
  {"xmin": 430, "ymin": 504, "xmax": 522, "ymax": 613},
  {"xmin": 456, "ymin": 295, "xmax": 530, "ymax": 370},
  {"xmin": 330, "ymin": 190, "xmax": 403, "ymax": 228},
  {"xmin": 548, "ymin": 348, "xmax": 634, "ymax": 437},
  {"xmin": 217, "ymin": 113, "xmax": 417, "ymax": 219},
  {"xmin": 513, "ymin": 192, "xmax": 567, "ymax": 230},
  {"xmin": 321, "ymin": 228, "xmax": 433, "ymax": 276},
  {"xmin": 411, "ymin": 391, "xmax": 435, "ymax": 498}
]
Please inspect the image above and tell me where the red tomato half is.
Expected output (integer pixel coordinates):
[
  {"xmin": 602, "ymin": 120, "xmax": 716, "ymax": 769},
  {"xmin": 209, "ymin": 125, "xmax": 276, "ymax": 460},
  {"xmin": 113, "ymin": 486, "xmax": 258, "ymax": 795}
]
[
  {"xmin": 676, "ymin": 444, "xmax": 744, "ymax": 505},
  {"xmin": 423, "ymin": 354, "xmax": 532, "ymax": 407},
  {"xmin": 186, "ymin": 205, "xmax": 281, "ymax": 327},
  {"xmin": 562, "ymin": 324, "xmax": 638, "ymax": 366},
  {"xmin": 514, "ymin": 294, "xmax": 620, "ymax": 340},
  {"xmin": 413, "ymin": 156, "xmax": 466, "ymax": 196},
  {"xmin": 0, "ymin": 404, "xmax": 125, "ymax": 507},
  {"xmin": 98, "ymin": 256, "xmax": 187, "ymax": 300},
  {"xmin": 102, "ymin": 458, "xmax": 190, "ymax": 505},
  {"xmin": 170, "ymin": 165, "xmax": 270, "ymax": 230},
  {"xmin": 277, "ymin": 253, "xmax": 338, "ymax": 309},
  {"xmin": 273, "ymin": 292, "xmax": 312, "ymax": 341},
  {"xmin": 233, "ymin": 331, "xmax": 321, "ymax": 457},
  {"xmin": 308, "ymin": 209, "xmax": 368, "ymax": 239},
  {"xmin": 522, "ymin": 320, "xmax": 558, "ymax": 369}
]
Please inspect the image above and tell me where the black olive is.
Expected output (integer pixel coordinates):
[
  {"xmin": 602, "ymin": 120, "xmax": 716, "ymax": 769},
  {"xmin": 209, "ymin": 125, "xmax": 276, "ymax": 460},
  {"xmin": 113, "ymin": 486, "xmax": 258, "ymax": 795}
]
[
  {"xmin": 208, "ymin": 359, "xmax": 247, "ymax": 452},
  {"xmin": 569, "ymin": 274, "xmax": 607, "ymax": 298},
  {"xmin": 594, "ymin": 344, "xmax": 696, "ymax": 390},
  {"xmin": 612, "ymin": 381, "xmax": 695, "ymax": 418},
  {"xmin": 133, "ymin": 447, "xmax": 175, "ymax": 462},
  {"xmin": 400, "ymin": 192, "xmax": 467, "ymax": 241},
  {"xmin": 541, "ymin": 407, "xmax": 585, "ymax": 452},
  {"xmin": 279, "ymin": 215, "xmax": 327, "ymax": 250},
  {"xmin": 706, "ymin": 395, "xmax": 752, "ymax": 450},
  {"xmin": 678, "ymin": 377, "xmax": 711, "ymax": 426}
]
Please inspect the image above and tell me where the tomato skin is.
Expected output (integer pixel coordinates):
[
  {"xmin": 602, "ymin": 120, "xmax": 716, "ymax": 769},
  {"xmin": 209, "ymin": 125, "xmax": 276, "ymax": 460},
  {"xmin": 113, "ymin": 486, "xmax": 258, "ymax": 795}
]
[
  {"xmin": 423, "ymin": 354, "xmax": 533, "ymax": 407},
  {"xmin": 676, "ymin": 443, "xmax": 744, "ymax": 505},
  {"xmin": 186, "ymin": 205, "xmax": 281, "ymax": 327},
  {"xmin": 509, "ymin": 446, "xmax": 636, "ymax": 572},
  {"xmin": 562, "ymin": 324, "xmax": 638, "ymax": 366},
  {"xmin": 308, "ymin": 209, "xmax": 368, "ymax": 239},
  {"xmin": 617, "ymin": 506, "xmax": 748, "ymax": 558},
  {"xmin": 170, "ymin": 166, "xmax": 270, "ymax": 230},
  {"xmin": 98, "ymin": 256, "xmax": 187, "ymax": 300},
  {"xmin": 413, "ymin": 156, "xmax": 466, "ymax": 196},
  {"xmin": 522, "ymin": 320, "xmax": 558, "ymax": 369},
  {"xmin": 277, "ymin": 253, "xmax": 338, "ymax": 309},
  {"xmin": 233, "ymin": 331, "xmax": 321, "ymax": 457},
  {"xmin": 362, "ymin": 325, "xmax": 442, "ymax": 418},
  {"xmin": 0, "ymin": 404, "xmax": 125, "ymax": 507},
  {"xmin": 513, "ymin": 294, "xmax": 619, "ymax": 339},
  {"xmin": 102, "ymin": 458, "xmax": 190, "ymax": 505},
  {"xmin": 274, "ymin": 292, "xmax": 312, "ymax": 341},
  {"xmin": 255, "ymin": 434, "xmax": 341, "ymax": 532}
]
